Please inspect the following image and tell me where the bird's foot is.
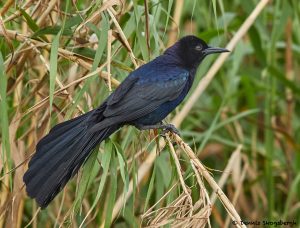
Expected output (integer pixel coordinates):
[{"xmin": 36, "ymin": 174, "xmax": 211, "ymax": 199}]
[{"xmin": 160, "ymin": 124, "xmax": 180, "ymax": 136}]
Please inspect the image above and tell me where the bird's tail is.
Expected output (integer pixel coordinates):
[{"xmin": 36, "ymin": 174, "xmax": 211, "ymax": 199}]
[{"xmin": 23, "ymin": 107, "xmax": 119, "ymax": 208}]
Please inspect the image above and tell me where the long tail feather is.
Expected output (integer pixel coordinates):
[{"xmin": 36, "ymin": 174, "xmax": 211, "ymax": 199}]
[{"xmin": 23, "ymin": 108, "xmax": 119, "ymax": 208}]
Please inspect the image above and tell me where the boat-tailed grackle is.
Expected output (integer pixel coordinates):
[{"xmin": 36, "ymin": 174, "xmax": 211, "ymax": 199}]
[{"xmin": 23, "ymin": 35, "xmax": 229, "ymax": 208}]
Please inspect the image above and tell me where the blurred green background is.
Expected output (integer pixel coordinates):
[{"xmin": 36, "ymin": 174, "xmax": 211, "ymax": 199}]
[{"xmin": 0, "ymin": 0, "xmax": 299, "ymax": 227}]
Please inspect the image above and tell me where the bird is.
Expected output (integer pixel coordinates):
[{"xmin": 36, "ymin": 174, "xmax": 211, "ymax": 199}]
[{"xmin": 23, "ymin": 35, "xmax": 229, "ymax": 208}]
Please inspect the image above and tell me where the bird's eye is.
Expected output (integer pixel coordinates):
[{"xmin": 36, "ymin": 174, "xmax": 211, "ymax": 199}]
[{"xmin": 195, "ymin": 44, "xmax": 203, "ymax": 51}]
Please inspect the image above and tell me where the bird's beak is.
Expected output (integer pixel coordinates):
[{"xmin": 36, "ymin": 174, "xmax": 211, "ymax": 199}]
[{"xmin": 203, "ymin": 46, "xmax": 230, "ymax": 55}]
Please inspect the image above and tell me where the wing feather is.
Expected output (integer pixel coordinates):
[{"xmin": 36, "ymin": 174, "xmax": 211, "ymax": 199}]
[
  {"xmin": 107, "ymin": 74, "xmax": 138, "ymax": 105},
  {"xmin": 91, "ymin": 67, "xmax": 189, "ymax": 131}
]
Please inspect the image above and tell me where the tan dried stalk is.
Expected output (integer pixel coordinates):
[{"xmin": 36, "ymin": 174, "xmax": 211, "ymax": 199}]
[
  {"xmin": 0, "ymin": 29, "xmax": 120, "ymax": 87},
  {"xmin": 166, "ymin": 135, "xmax": 193, "ymax": 216},
  {"xmin": 172, "ymin": 134, "xmax": 246, "ymax": 228},
  {"xmin": 141, "ymin": 134, "xmax": 245, "ymax": 227}
]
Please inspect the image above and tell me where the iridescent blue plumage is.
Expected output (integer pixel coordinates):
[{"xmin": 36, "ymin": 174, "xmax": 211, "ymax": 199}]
[{"xmin": 23, "ymin": 35, "xmax": 229, "ymax": 208}]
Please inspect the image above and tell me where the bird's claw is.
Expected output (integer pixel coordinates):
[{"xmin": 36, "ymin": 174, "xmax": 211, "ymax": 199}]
[{"xmin": 160, "ymin": 124, "xmax": 180, "ymax": 137}]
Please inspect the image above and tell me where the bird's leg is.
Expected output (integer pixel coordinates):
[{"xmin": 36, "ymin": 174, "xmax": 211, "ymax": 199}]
[{"xmin": 134, "ymin": 122, "xmax": 180, "ymax": 135}]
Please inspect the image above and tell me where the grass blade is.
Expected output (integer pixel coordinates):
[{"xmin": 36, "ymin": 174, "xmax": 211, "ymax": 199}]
[
  {"xmin": 49, "ymin": 32, "xmax": 60, "ymax": 115},
  {"xmin": 0, "ymin": 53, "xmax": 12, "ymax": 175}
]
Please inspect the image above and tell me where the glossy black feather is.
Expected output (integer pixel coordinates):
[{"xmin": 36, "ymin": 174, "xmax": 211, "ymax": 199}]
[
  {"xmin": 23, "ymin": 108, "xmax": 120, "ymax": 208},
  {"xmin": 23, "ymin": 35, "xmax": 228, "ymax": 208}
]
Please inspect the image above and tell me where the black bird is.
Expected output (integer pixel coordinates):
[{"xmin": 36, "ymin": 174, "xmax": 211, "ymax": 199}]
[{"xmin": 23, "ymin": 35, "xmax": 229, "ymax": 208}]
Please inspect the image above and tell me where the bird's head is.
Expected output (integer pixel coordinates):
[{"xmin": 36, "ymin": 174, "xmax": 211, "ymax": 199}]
[{"xmin": 165, "ymin": 35, "xmax": 229, "ymax": 69}]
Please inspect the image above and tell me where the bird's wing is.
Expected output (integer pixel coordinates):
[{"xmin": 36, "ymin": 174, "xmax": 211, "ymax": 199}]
[
  {"xmin": 107, "ymin": 75, "xmax": 139, "ymax": 106},
  {"xmin": 91, "ymin": 67, "xmax": 189, "ymax": 131}
]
